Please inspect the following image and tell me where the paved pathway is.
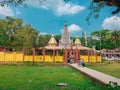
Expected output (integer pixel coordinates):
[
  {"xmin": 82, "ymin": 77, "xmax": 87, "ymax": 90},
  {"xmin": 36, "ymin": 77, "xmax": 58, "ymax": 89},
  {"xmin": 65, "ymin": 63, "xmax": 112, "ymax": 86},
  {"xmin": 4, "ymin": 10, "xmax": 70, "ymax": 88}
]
[{"xmin": 69, "ymin": 63, "xmax": 120, "ymax": 86}]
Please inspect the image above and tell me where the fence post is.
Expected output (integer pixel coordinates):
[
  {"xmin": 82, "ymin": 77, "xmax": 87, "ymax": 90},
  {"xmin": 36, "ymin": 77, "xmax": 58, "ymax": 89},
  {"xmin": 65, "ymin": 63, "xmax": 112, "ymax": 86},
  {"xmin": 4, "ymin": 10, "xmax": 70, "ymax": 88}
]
[
  {"xmin": 32, "ymin": 48, "xmax": 35, "ymax": 62},
  {"xmin": 75, "ymin": 48, "xmax": 79, "ymax": 63},
  {"xmin": 63, "ymin": 48, "xmax": 68, "ymax": 63},
  {"xmin": 43, "ymin": 49, "xmax": 45, "ymax": 62},
  {"xmin": 95, "ymin": 51, "xmax": 97, "ymax": 62},
  {"xmin": 4, "ymin": 49, "xmax": 6, "ymax": 62},
  {"xmin": 88, "ymin": 50, "xmax": 90, "ymax": 63},
  {"xmin": 13, "ymin": 51, "xmax": 17, "ymax": 62},
  {"xmin": 23, "ymin": 49, "xmax": 25, "ymax": 62},
  {"xmin": 53, "ymin": 50, "xmax": 55, "ymax": 62},
  {"xmin": 100, "ymin": 50, "xmax": 102, "ymax": 62}
]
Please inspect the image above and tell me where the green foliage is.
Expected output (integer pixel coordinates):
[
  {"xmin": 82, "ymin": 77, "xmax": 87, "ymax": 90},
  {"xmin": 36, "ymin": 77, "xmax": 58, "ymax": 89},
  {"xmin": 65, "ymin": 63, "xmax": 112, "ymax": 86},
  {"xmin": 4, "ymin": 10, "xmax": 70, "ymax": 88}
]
[
  {"xmin": 87, "ymin": 0, "xmax": 120, "ymax": 23},
  {"xmin": 37, "ymin": 34, "xmax": 51, "ymax": 47},
  {"xmin": 0, "ymin": 17, "xmax": 39, "ymax": 51},
  {"xmin": 55, "ymin": 35, "xmax": 61, "ymax": 43},
  {"xmin": 58, "ymin": 49, "xmax": 63, "ymax": 55},
  {"xmin": 105, "ymin": 81, "xmax": 120, "ymax": 90},
  {"xmin": 87, "ymin": 1, "xmax": 105, "ymax": 24},
  {"xmin": 0, "ymin": 20, "xmax": 9, "ymax": 46},
  {"xmin": 0, "ymin": 0, "xmax": 26, "ymax": 7},
  {"xmin": 88, "ymin": 29, "xmax": 120, "ymax": 50},
  {"xmin": 0, "ymin": 0, "xmax": 47, "ymax": 7}
]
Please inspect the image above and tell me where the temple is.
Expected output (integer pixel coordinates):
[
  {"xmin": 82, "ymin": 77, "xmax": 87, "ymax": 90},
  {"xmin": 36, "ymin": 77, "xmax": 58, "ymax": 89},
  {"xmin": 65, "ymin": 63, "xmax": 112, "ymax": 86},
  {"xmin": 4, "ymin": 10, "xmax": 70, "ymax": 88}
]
[{"xmin": 42, "ymin": 21, "xmax": 102, "ymax": 63}]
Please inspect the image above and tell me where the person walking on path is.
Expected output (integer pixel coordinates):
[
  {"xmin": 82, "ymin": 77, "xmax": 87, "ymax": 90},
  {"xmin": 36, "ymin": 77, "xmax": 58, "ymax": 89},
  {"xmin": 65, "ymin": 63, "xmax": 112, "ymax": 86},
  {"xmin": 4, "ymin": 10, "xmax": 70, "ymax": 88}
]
[{"xmin": 81, "ymin": 58, "xmax": 85, "ymax": 67}]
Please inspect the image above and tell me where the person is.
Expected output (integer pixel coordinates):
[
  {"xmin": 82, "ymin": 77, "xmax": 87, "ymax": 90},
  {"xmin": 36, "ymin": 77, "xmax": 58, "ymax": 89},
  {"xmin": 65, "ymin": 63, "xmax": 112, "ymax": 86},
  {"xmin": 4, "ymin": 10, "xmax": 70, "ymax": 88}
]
[
  {"xmin": 70, "ymin": 54, "xmax": 73, "ymax": 64},
  {"xmin": 67, "ymin": 56, "xmax": 71, "ymax": 63},
  {"xmin": 77, "ymin": 57, "xmax": 81, "ymax": 67},
  {"xmin": 81, "ymin": 58, "xmax": 85, "ymax": 67}
]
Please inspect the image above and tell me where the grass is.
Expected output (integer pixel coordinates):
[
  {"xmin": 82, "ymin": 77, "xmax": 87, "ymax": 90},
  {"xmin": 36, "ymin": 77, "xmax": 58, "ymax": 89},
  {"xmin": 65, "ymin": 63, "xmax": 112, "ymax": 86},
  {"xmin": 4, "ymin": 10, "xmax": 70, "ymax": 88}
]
[
  {"xmin": 0, "ymin": 63, "xmax": 104, "ymax": 90},
  {"xmin": 86, "ymin": 61, "xmax": 120, "ymax": 79}
]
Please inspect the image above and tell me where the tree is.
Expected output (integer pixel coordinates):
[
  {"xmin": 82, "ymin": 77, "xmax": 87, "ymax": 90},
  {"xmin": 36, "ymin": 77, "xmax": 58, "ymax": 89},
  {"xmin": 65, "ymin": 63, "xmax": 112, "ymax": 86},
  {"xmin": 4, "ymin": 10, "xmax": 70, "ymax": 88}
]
[
  {"xmin": 0, "ymin": 20, "xmax": 8, "ymax": 46},
  {"xmin": 0, "ymin": 0, "xmax": 46, "ymax": 7},
  {"xmin": 87, "ymin": 0, "xmax": 120, "ymax": 23},
  {"xmin": 37, "ymin": 34, "xmax": 51, "ymax": 47},
  {"xmin": 0, "ymin": 0, "xmax": 26, "ymax": 7},
  {"xmin": 93, "ymin": 0, "xmax": 120, "ymax": 14},
  {"xmin": 0, "ymin": 17, "xmax": 39, "ymax": 51},
  {"xmin": 89, "ymin": 29, "xmax": 117, "ymax": 50},
  {"xmin": 13, "ymin": 24, "xmax": 39, "ymax": 51},
  {"xmin": 111, "ymin": 30, "xmax": 120, "ymax": 48}
]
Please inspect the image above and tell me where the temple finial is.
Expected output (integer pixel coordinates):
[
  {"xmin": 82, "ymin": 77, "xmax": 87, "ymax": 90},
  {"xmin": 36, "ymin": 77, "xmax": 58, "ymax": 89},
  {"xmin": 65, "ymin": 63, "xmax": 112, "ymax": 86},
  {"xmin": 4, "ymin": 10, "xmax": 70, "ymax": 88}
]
[
  {"xmin": 64, "ymin": 20, "xmax": 67, "ymax": 27},
  {"xmin": 65, "ymin": 20, "xmax": 67, "ymax": 23}
]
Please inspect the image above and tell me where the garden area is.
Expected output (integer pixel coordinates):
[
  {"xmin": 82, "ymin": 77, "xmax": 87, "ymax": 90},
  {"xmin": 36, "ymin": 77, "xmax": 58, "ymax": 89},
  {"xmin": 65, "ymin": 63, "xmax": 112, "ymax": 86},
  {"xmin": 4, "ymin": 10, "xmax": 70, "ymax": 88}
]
[
  {"xmin": 0, "ymin": 62, "xmax": 120, "ymax": 90},
  {"xmin": 87, "ymin": 61, "xmax": 120, "ymax": 79},
  {"xmin": 0, "ymin": 63, "xmax": 106, "ymax": 90}
]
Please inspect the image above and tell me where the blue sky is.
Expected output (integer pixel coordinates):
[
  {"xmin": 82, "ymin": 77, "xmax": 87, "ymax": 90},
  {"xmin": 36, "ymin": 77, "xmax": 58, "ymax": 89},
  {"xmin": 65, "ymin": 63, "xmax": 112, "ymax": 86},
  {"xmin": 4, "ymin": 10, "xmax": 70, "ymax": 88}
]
[{"xmin": 0, "ymin": 0, "xmax": 120, "ymax": 37}]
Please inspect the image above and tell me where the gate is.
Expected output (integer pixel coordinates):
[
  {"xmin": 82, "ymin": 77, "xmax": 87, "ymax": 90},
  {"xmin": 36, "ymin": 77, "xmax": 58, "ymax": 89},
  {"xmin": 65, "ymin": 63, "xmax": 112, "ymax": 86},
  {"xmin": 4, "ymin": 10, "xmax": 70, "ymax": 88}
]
[{"xmin": 63, "ymin": 47, "xmax": 80, "ymax": 63}]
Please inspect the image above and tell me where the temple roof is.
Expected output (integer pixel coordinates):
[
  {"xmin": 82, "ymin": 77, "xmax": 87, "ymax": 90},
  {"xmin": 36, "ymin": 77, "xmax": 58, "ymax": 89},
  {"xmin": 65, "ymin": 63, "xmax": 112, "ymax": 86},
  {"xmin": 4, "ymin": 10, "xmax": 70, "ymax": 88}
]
[
  {"xmin": 74, "ymin": 35, "xmax": 81, "ymax": 45},
  {"xmin": 44, "ymin": 45, "xmax": 65, "ymax": 50},
  {"xmin": 48, "ymin": 34, "xmax": 57, "ymax": 46},
  {"xmin": 44, "ymin": 45, "xmax": 91, "ymax": 50},
  {"xmin": 73, "ymin": 46, "xmax": 91, "ymax": 50}
]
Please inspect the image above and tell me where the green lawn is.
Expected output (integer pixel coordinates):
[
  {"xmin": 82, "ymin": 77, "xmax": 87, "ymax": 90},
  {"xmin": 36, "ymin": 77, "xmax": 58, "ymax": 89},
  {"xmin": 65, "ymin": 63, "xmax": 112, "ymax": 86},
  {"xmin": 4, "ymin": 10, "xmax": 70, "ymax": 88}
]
[
  {"xmin": 0, "ymin": 64, "xmax": 103, "ymax": 90},
  {"xmin": 87, "ymin": 61, "xmax": 120, "ymax": 79}
]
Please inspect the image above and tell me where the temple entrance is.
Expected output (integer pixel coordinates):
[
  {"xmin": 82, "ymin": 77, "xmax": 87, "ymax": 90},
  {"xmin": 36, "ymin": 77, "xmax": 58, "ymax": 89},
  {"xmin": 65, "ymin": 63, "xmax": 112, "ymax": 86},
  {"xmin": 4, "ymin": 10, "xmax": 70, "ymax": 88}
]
[
  {"xmin": 68, "ymin": 51, "xmax": 75, "ymax": 63},
  {"xmin": 63, "ymin": 48, "xmax": 80, "ymax": 63}
]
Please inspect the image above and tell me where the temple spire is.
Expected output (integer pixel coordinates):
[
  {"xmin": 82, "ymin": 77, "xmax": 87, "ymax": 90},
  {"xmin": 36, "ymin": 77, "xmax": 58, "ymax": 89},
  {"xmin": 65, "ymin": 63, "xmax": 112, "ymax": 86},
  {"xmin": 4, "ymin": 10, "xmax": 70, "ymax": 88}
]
[
  {"xmin": 64, "ymin": 20, "xmax": 67, "ymax": 27},
  {"xmin": 61, "ymin": 21, "xmax": 71, "ymax": 46}
]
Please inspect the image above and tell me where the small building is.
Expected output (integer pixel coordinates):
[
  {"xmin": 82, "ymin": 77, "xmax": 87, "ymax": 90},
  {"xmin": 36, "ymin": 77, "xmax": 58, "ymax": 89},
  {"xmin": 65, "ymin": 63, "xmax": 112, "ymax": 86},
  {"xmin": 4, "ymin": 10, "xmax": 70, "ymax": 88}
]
[
  {"xmin": 0, "ymin": 46, "xmax": 9, "ymax": 51},
  {"xmin": 102, "ymin": 48, "xmax": 120, "ymax": 60}
]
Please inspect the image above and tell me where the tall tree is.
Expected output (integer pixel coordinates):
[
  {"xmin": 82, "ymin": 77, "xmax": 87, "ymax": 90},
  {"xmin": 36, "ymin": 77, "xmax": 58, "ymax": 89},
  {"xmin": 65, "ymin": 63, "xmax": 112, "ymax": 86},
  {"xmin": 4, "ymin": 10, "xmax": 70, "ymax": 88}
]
[
  {"xmin": 13, "ymin": 24, "xmax": 39, "ymax": 51},
  {"xmin": 0, "ymin": 17, "xmax": 39, "ymax": 51},
  {"xmin": 0, "ymin": 20, "xmax": 8, "ymax": 46}
]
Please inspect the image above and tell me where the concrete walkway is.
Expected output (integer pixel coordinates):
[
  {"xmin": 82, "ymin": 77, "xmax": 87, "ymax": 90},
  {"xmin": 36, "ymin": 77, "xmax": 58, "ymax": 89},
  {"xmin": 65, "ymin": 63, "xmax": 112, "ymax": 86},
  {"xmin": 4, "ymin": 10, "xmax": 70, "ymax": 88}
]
[{"xmin": 69, "ymin": 63, "xmax": 120, "ymax": 86}]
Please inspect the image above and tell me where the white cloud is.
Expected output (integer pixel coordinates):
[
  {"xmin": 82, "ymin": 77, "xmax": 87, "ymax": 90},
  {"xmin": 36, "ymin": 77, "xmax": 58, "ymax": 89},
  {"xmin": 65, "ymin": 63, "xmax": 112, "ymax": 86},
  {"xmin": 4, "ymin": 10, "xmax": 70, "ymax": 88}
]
[
  {"xmin": 26, "ymin": 0, "xmax": 85, "ymax": 16},
  {"xmin": 61, "ymin": 24, "xmax": 82, "ymax": 33},
  {"xmin": 56, "ymin": 2, "xmax": 85, "ymax": 16},
  {"xmin": 0, "ymin": 5, "xmax": 14, "ymax": 16},
  {"xmin": 39, "ymin": 32, "xmax": 48, "ymax": 35},
  {"xmin": 68, "ymin": 24, "xmax": 82, "ymax": 32},
  {"xmin": 102, "ymin": 16, "xmax": 120, "ymax": 30}
]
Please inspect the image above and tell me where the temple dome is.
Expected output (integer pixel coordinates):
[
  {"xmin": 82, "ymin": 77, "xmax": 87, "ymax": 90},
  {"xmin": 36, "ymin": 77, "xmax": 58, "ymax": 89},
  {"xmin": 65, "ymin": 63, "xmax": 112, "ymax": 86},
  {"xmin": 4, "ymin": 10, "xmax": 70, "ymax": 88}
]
[
  {"xmin": 48, "ymin": 34, "xmax": 57, "ymax": 46},
  {"xmin": 74, "ymin": 35, "xmax": 82, "ymax": 45}
]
